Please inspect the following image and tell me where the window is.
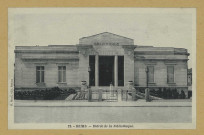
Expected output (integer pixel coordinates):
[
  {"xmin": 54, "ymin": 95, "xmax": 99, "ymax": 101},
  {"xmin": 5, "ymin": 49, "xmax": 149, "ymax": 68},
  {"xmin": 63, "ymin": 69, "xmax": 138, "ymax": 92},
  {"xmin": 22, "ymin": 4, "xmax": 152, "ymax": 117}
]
[
  {"xmin": 58, "ymin": 66, "xmax": 66, "ymax": 83},
  {"xmin": 36, "ymin": 66, "xmax": 44, "ymax": 83},
  {"xmin": 167, "ymin": 66, "xmax": 174, "ymax": 83},
  {"xmin": 148, "ymin": 66, "xmax": 154, "ymax": 83}
]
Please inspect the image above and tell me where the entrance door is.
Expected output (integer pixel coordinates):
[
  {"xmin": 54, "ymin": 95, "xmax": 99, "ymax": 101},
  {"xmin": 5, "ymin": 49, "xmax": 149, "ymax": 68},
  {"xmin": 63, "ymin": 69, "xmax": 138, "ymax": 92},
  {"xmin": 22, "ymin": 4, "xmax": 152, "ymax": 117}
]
[{"xmin": 99, "ymin": 56, "xmax": 114, "ymax": 86}]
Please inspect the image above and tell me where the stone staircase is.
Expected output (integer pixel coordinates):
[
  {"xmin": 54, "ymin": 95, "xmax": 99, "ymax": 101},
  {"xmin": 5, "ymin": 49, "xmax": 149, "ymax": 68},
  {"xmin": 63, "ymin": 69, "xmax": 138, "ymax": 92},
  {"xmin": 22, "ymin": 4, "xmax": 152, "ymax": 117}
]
[
  {"xmin": 65, "ymin": 88, "xmax": 163, "ymax": 101},
  {"xmin": 65, "ymin": 91, "xmax": 87, "ymax": 100},
  {"xmin": 65, "ymin": 94, "xmax": 77, "ymax": 101}
]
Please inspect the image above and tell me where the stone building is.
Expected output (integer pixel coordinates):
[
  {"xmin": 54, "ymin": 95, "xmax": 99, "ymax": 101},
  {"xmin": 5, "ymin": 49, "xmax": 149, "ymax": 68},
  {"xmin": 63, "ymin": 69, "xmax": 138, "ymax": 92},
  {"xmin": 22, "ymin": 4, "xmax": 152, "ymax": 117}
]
[{"xmin": 14, "ymin": 32, "xmax": 190, "ymax": 97}]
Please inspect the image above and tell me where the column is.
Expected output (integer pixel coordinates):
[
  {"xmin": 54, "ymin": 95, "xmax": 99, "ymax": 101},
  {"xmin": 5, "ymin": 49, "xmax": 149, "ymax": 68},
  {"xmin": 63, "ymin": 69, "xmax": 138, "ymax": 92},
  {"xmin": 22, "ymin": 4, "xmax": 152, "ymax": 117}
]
[
  {"xmin": 95, "ymin": 54, "xmax": 99, "ymax": 87},
  {"xmin": 77, "ymin": 45, "xmax": 91, "ymax": 86},
  {"xmin": 114, "ymin": 55, "xmax": 118, "ymax": 87},
  {"xmin": 122, "ymin": 45, "xmax": 136, "ymax": 86}
]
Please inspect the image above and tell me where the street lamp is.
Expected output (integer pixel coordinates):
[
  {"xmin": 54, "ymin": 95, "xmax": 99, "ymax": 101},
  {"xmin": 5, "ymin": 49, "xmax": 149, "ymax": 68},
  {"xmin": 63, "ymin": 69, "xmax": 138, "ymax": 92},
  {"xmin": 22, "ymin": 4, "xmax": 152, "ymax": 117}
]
[
  {"xmin": 145, "ymin": 67, "xmax": 150, "ymax": 102},
  {"xmin": 145, "ymin": 67, "xmax": 149, "ymax": 88},
  {"xmin": 88, "ymin": 66, "xmax": 92, "ymax": 102},
  {"xmin": 88, "ymin": 66, "xmax": 91, "ymax": 88}
]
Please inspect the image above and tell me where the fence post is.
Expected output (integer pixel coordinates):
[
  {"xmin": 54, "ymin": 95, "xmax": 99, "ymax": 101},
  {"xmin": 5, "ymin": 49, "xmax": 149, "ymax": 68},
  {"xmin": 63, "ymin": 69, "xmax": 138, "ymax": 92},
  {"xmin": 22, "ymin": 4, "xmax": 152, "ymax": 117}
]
[
  {"xmin": 145, "ymin": 88, "xmax": 150, "ymax": 102},
  {"xmin": 98, "ymin": 89, "xmax": 102, "ymax": 102},
  {"xmin": 132, "ymin": 88, "xmax": 136, "ymax": 101},
  {"xmin": 117, "ymin": 89, "xmax": 122, "ymax": 102},
  {"xmin": 116, "ymin": 90, "xmax": 118, "ymax": 101},
  {"xmin": 121, "ymin": 90, "xmax": 123, "ymax": 101},
  {"xmin": 88, "ymin": 88, "xmax": 92, "ymax": 102},
  {"xmin": 126, "ymin": 90, "xmax": 128, "ymax": 101}
]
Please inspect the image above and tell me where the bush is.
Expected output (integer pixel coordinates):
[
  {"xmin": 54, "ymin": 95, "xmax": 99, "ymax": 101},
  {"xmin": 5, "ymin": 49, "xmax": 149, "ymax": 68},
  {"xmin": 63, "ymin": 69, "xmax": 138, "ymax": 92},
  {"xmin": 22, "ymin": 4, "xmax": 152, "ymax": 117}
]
[
  {"xmin": 43, "ymin": 87, "xmax": 61, "ymax": 100},
  {"xmin": 68, "ymin": 88, "xmax": 77, "ymax": 94},
  {"xmin": 15, "ymin": 87, "xmax": 63, "ymax": 100},
  {"xmin": 136, "ymin": 87, "xmax": 186, "ymax": 99}
]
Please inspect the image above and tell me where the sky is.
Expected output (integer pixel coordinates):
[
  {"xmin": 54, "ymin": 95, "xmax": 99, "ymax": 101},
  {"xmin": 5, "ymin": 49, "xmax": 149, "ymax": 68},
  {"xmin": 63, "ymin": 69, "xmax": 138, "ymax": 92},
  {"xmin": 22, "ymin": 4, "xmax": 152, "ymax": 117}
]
[{"xmin": 8, "ymin": 8, "xmax": 196, "ymax": 68}]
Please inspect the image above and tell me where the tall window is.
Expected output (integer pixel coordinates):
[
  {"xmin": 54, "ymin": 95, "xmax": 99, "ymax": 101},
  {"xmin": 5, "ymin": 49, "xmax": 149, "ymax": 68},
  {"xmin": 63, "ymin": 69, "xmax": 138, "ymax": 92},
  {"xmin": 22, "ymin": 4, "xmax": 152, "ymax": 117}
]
[
  {"xmin": 58, "ymin": 66, "xmax": 66, "ymax": 83},
  {"xmin": 148, "ymin": 66, "xmax": 154, "ymax": 83},
  {"xmin": 36, "ymin": 66, "xmax": 44, "ymax": 83},
  {"xmin": 167, "ymin": 66, "xmax": 174, "ymax": 83}
]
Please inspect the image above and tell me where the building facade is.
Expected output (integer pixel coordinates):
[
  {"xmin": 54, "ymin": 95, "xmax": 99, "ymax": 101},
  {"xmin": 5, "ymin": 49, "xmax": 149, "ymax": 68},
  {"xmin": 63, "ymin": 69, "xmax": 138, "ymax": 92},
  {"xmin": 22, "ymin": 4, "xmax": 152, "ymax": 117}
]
[{"xmin": 14, "ymin": 32, "xmax": 189, "ymax": 96}]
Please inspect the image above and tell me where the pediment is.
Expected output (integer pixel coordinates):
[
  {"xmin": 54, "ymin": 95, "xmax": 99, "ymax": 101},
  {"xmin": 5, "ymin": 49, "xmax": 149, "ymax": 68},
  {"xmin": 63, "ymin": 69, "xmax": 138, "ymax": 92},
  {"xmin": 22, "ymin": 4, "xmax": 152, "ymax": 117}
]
[{"xmin": 79, "ymin": 32, "xmax": 134, "ymax": 46}]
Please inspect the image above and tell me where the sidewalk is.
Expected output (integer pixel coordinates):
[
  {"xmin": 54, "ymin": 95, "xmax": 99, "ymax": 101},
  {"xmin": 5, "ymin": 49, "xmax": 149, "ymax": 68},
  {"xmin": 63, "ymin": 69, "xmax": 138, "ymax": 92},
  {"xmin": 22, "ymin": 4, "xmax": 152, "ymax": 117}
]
[{"xmin": 14, "ymin": 99, "xmax": 192, "ymax": 107}]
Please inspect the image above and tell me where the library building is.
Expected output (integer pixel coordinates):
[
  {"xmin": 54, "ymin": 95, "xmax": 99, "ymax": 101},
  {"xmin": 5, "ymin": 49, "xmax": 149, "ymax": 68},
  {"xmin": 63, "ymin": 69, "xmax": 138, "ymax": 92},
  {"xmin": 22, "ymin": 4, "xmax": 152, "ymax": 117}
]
[{"xmin": 14, "ymin": 32, "xmax": 190, "ymax": 98}]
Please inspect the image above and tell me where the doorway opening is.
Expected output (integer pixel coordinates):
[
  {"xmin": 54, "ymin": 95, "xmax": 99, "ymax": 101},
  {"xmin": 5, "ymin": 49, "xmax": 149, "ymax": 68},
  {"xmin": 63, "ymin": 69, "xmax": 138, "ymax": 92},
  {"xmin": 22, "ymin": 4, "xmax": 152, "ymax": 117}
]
[{"xmin": 99, "ymin": 56, "xmax": 114, "ymax": 86}]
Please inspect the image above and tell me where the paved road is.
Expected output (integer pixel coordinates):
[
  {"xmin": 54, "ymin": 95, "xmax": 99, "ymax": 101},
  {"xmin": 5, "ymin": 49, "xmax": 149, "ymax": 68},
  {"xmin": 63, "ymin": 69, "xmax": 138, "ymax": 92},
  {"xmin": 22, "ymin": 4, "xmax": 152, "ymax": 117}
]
[
  {"xmin": 14, "ymin": 99, "xmax": 192, "ymax": 107},
  {"xmin": 14, "ymin": 106, "xmax": 192, "ymax": 123}
]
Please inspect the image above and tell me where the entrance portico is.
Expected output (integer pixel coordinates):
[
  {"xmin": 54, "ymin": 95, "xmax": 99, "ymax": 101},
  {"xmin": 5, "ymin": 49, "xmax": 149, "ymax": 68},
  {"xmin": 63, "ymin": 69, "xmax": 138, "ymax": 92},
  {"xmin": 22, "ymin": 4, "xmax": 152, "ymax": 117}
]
[
  {"xmin": 89, "ymin": 54, "xmax": 125, "ymax": 88},
  {"xmin": 77, "ymin": 32, "xmax": 136, "ymax": 89},
  {"xmin": 93, "ymin": 55, "xmax": 120, "ymax": 87}
]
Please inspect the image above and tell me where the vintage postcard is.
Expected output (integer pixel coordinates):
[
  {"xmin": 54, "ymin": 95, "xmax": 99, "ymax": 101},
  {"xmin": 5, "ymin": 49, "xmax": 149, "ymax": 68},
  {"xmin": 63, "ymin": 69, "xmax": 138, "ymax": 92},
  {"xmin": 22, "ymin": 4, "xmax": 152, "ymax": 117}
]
[{"xmin": 8, "ymin": 8, "xmax": 196, "ymax": 129}]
